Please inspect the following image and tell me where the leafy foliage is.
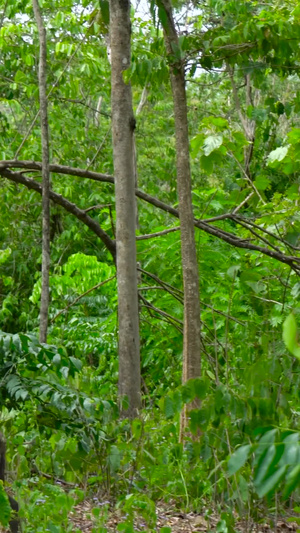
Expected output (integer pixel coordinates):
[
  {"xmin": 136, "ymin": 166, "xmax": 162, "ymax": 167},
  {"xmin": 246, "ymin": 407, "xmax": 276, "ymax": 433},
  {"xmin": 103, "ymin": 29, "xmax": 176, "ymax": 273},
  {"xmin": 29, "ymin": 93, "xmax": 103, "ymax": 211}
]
[{"xmin": 0, "ymin": 0, "xmax": 300, "ymax": 530}]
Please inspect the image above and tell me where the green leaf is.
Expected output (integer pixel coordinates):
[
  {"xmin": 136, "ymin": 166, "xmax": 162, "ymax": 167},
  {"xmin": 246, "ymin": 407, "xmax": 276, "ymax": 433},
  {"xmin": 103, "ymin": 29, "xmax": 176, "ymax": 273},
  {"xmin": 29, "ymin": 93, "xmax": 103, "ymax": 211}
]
[
  {"xmin": 0, "ymin": 482, "xmax": 11, "ymax": 527},
  {"xmin": 283, "ymin": 464, "xmax": 300, "ymax": 498},
  {"xmin": 164, "ymin": 395, "xmax": 175, "ymax": 419},
  {"xmin": 99, "ymin": 0, "xmax": 110, "ymax": 25},
  {"xmin": 203, "ymin": 135, "xmax": 223, "ymax": 156},
  {"xmin": 228, "ymin": 445, "xmax": 251, "ymax": 475},
  {"xmin": 283, "ymin": 313, "xmax": 300, "ymax": 360},
  {"xmin": 200, "ymin": 154, "xmax": 214, "ymax": 173},
  {"xmin": 190, "ymin": 133, "xmax": 204, "ymax": 157},
  {"xmin": 70, "ymin": 357, "xmax": 83, "ymax": 371},
  {"xmin": 190, "ymin": 377, "xmax": 209, "ymax": 400},
  {"xmin": 109, "ymin": 445, "xmax": 121, "ymax": 473},
  {"xmin": 267, "ymin": 146, "xmax": 288, "ymax": 164},
  {"xmin": 254, "ymin": 175, "xmax": 270, "ymax": 191},
  {"xmin": 256, "ymin": 465, "xmax": 287, "ymax": 497},
  {"xmin": 254, "ymin": 444, "xmax": 277, "ymax": 486}
]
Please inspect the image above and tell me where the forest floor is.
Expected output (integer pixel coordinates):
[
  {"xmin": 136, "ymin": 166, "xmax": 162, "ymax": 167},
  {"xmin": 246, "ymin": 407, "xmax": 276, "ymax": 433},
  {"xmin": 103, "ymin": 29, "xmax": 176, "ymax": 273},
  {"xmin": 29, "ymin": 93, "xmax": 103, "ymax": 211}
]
[{"xmin": 70, "ymin": 500, "xmax": 300, "ymax": 532}]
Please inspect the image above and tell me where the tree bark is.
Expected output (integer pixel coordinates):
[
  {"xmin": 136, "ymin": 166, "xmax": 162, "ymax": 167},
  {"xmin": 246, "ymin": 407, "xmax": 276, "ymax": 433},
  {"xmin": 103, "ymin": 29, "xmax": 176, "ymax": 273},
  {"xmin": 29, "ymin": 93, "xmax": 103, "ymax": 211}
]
[
  {"xmin": 32, "ymin": 0, "xmax": 51, "ymax": 343},
  {"xmin": 109, "ymin": 0, "xmax": 141, "ymax": 416},
  {"xmin": 156, "ymin": 0, "xmax": 202, "ymax": 435}
]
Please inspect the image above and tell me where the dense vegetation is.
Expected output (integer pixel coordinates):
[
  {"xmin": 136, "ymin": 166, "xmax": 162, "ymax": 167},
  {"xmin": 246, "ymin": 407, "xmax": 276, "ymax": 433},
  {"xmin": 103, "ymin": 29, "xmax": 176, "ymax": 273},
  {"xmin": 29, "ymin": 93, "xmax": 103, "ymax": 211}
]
[{"xmin": 0, "ymin": 0, "xmax": 300, "ymax": 531}]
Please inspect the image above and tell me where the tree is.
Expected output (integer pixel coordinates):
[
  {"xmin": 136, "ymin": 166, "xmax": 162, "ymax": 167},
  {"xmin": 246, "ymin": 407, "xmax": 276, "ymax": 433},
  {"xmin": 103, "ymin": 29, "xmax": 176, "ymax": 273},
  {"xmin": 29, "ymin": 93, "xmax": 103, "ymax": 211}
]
[
  {"xmin": 32, "ymin": 0, "xmax": 51, "ymax": 343},
  {"xmin": 109, "ymin": 0, "xmax": 141, "ymax": 416},
  {"xmin": 156, "ymin": 0, "xmax": 202, "ymax": 433}
]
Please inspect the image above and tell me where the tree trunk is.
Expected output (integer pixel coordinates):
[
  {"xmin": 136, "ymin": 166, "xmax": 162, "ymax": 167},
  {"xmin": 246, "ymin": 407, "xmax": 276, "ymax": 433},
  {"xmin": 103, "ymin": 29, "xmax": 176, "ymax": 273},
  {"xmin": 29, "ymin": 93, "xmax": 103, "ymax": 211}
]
[
  {"xmin": 156, "ymin": 0, "xmax": 202, "ymax": 435},
  {"xmin": 109, "ymin": 0, "xmax": 141, "ymax": 417},
  {"xmin": 32, "ymin": 0, "xmax": 51, "ymax": 344}
]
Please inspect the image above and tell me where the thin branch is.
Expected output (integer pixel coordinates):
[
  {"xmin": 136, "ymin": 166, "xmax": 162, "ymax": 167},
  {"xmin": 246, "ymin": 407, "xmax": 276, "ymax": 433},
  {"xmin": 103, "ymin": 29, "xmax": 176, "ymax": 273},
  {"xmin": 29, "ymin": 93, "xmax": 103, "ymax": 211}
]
[
  {"xmin": 139, "ymin": 284, "xmax": 245, "ymax": 325},
  {"xmin": 136, "ymin": 226, "xmax": 180, "ymax": 240},
  {"xmin": 84, "ymin": 203, "xmax": 113, "ymax": 213},
  {"xmin": 136, "ymin": 85, "xmax": 148, "ymax": 115},
  {"xmin": 232, "ymin": 192, "xmax": 254, "ymax": 214},
  {"xmin": 1, "ymin": 160, "xmax": 300, "ymax": 273},
  {"xmin": 55, "ymin": 97, "xmax": 111, "ymax": 118},
  {"xmin": 253, "ymin": 296, "xmax": 291, "ymax": 307},
  {"xmin": 139, "ymin": 293, "xmax": 183, "ymax": 333},
  {"xmin": 229, "ymin": 150, "xmax": 265, "ymax": 204},
  {"xmin": 51, "ymin": 275, "xmax": 116, "ymax": 323},
  {"xmin": 232, "ymin": 216, "xmax": 283, "ymax": 254},
  {"xmin": 86, "ymin": 125, "xmax": 112, "ymax": 170},
  {"xmin": 201, "ymin": 301, "xmax": 246, "ymax": 326},
  {"xmin": 0, "ymin": 169, "xmax": 116, "ymax": 261},
  {"xmin": 138, "ymin": 286, "xmax": 165, "ymax": 291},
  {"xmin": 233, "ymin": 215, "xmax": 300, "ymax": 258},
  {"xmin": 138, "ymin": 267, "xmax": 184, "ymax": 301},
  {"xmin": 201, "ymin": 213, "xmax": 231, "ymax": 223}
]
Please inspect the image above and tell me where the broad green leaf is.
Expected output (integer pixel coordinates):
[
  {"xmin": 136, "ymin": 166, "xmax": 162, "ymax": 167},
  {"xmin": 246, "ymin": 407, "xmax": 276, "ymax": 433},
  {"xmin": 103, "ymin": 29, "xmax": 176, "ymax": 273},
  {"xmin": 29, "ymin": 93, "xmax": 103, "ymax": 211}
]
[
  {"xmin": 109, "ymin": 445, "xmax": 121, "ymax": 473},
  {"xmin": 254, "ymin": 175, "xmax": 270, "ymax": 191},
  {"xmin": 288, "ymin": 128, "xmax": 300, "ymax": 143},
  {"xmin": 164, "ymin": 395, "xmax": 175, "ymax": 419},
  {"xmin": 200, "ymin": 153, "xmax": 213, "ymax": 173},
  {"xmin": 0, "ymin": 482, "xmax": 11, "ymax": 527},
  {"xmin": 267, "ymin": 146, "xmax": 288, "ymax": 164},
  {"xmin": 254, "ymin": 445, "xmax": 277, "ymax": 486},
  {"xmin": 190, "ymin": 133, "xmax": 204, "ymax": 157},
  {"xmin": 227, "ymin": 265, "xmax": 240, "ymax": 279},
  {"xmin": 283, "ymin": 313, "xmax": 300, "ymax": 360},
  {"xmin": 256, "ymin": 465, "xmax": 287, "ymax": 497},
  {"xmin": 283, "ymin": 464, "xmax": 300, "ymax": 498},
  {"xmin": 189, "ymin": 407, "xmax": 211, "ymax": 432},
  {"xmin": 83, "ymin": 398, "xmax": 94, "ymax": 413},
  {"xmin": 228, "ymin": 445, "xmax": 251, "ymax": 475},
  {"xmin": 203, "ymin": 135, "xmax": 223, "ymax": 156},
  {"xmin": 191, "ymin": 377, "xmax": 209, "ymax": 400}
]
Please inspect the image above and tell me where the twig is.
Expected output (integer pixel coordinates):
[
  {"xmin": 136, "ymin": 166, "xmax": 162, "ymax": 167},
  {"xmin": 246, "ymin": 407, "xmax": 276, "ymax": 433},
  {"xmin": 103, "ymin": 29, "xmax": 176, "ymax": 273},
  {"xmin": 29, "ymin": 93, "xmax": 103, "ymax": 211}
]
[
  {"xmin": 253, "ymin": 296, "xmax": 290, "ymax": 307},
  {"xmin": 139, "ymin": 293, "xmax": 183, "ymax": 333},
  {"xmin": 31, "ymin": 466, "xmax": 76, "ymax": 487},
  {"xmin": 51, "ymin": 275, "xmax": 116, "ymax": 322},
  {"xmin": 55, "ymin": 97, "xmax": 111, "ymax": 118},
  {"xmin": 136, "ymin": 226, "xmax": 180, "ymax": 240},
  {"xmin": 138, "ymin": 267, "xmax": 184, "ymax": 302},
  {"xmin": 229, "ymin": 150, "xmax": 265, "ymax": 204},
  {"xmin": 232, "ymin": 191, "xmax": 254, "ymax": 213},
  {"xmin": 86, "ymin": 125, "xmax": 112, "ymax": 170},
  {"xmin": 84, "ymin": 203, "xmax": 113, "ymax": 213}
]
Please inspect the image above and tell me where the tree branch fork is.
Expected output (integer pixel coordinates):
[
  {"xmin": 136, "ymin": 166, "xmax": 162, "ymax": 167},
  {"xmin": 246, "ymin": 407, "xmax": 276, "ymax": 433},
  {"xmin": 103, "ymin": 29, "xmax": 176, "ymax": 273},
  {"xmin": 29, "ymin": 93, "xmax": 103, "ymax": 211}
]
[{"xmin": 0, "ymin": 159, "xmax": 299, "ymax": 274}]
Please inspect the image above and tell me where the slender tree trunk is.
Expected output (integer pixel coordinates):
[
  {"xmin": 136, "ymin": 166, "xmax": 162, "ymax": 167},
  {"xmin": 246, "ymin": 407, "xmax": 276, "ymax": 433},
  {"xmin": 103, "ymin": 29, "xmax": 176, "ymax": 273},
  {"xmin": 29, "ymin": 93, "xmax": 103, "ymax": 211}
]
[
  {"xmin": 156, "ymin": 0, "xmax": 202, "ymax": 435},
  {"xmin": 32, "ymin": 0, "xmax": 50, "ymax": 343},
  {"xmin": 109, "ymin": 0, "xmax": 141, "ymax": 417}
]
